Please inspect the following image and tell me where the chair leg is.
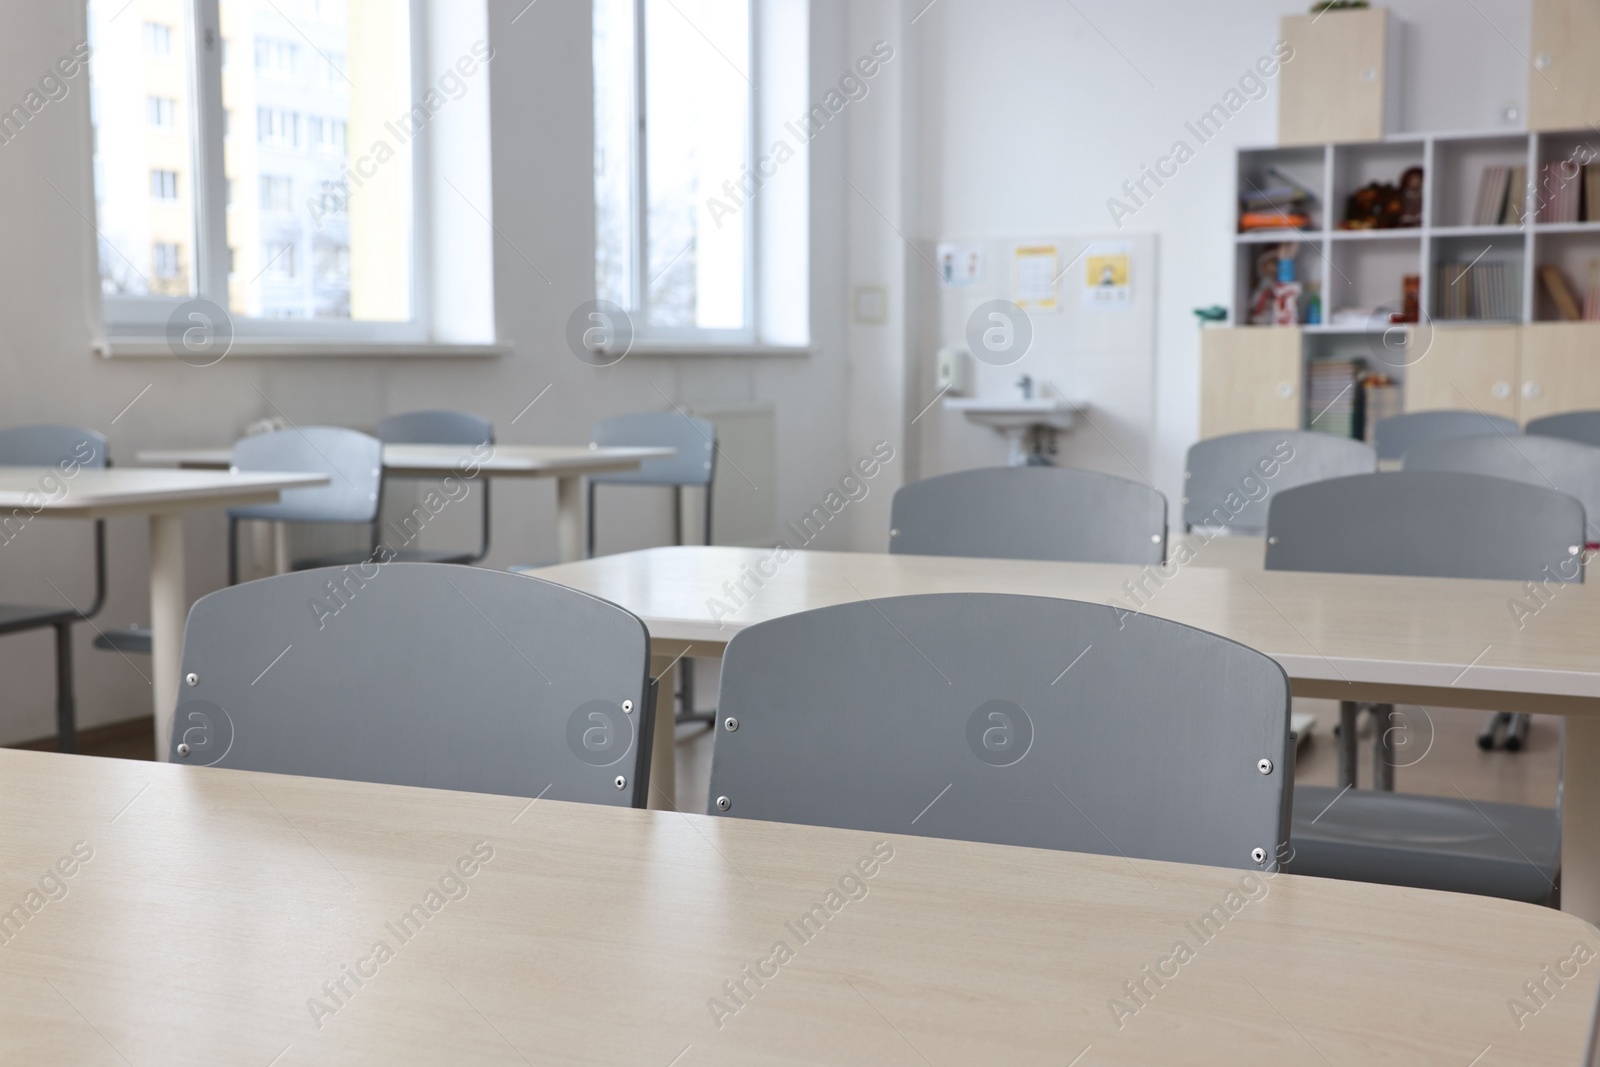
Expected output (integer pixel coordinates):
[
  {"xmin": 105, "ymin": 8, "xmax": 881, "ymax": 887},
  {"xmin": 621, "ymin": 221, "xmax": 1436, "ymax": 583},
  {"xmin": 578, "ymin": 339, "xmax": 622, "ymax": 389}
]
[
  {"xmin": 227, "ymin": 517, "xmax": 240, "ymax": 586},
  {"xmin": 1337, "ymin": 700, "xmax": 1359, "ymax": 789},
  {"xmin": 1371, "ymin": 703, "xmax": 1396, "ymax": 792},
  {"xmin": 1478, "ymin": 712, "xmax": 1508, "ymax": 751},
  {"xmin": 674, "ymin": 658, "xmax": 715, "ymax": 727},
  {"xmin": 1505, "ymin": 712, "xmax": 1531, "ymax": 752},
  {"xmin": 54, "ymin": 622, "xmax": 76, "ymax": 754}
]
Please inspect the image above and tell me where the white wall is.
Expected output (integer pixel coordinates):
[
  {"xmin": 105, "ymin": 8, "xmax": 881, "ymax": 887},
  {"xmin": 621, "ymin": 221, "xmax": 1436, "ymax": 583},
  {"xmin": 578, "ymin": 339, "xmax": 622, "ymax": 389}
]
[
  {"xmin": 0, "ymin": 0, "xmax": 853, "ymax": 743},
  {"xmin": 877, "ymin": 0, "xmax": 1532, "ymax": 527}
]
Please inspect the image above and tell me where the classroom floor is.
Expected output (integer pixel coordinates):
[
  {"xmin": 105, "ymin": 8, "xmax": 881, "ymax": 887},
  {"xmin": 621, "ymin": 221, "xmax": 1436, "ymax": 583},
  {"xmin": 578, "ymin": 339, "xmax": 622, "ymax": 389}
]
[{"xmin": 15, "ymin": 691, "xmax": 1560, "ymax": 816}]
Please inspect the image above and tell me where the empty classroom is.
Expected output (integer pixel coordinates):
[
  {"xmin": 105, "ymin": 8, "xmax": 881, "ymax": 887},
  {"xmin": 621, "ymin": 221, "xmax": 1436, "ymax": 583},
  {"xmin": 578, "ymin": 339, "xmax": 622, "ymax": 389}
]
[{"xmin": 3, "ymin": 0, "xmax": 1600, "ymax": 1062}]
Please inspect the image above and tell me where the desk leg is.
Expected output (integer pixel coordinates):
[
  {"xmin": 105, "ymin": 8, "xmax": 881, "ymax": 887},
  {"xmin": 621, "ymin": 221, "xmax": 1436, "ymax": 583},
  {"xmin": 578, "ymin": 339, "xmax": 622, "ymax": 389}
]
[
  {"xmin": 272, "ymin": 521, "xmax": 291, "ymax": 575},
  {"xmin": 149, "ymin": 513, "xmax": 186, "ymax": 761},
  {"xmin": 556, "ymin": 475, "xmax": 582, "ymax": 563},
  {"xmin": 1564, "ymin": 717, "xmax": 1600, "ymax": 922},
  {"xmin": 648, "ymin": 653, "xmax": 677, "ymax": 811}
]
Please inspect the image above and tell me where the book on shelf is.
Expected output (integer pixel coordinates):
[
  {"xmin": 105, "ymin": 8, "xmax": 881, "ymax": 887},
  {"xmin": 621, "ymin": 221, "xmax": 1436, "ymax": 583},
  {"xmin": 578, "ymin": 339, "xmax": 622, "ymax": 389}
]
[
  {"xmin": 1306, "ymin": 358, "xmax": 1363, "ymax": 439},
  {"xmin": 1588, "ymin": 165, "xmax": 1600, "ymax": 224},
  {"xmin": 1361, "ymin": 374, "xmax": 1402, "ymax": 442},
  {"xmin": 1537, "ymin": 161, "xmax": 1584, "ymax": 224},
  {"xmin": 1474, "ymin": 165, "xmax": 1509, "ymax": 227},
  {"xmin": 1437, "ymin": 259, "xmax": 1521, "ymax": 320},
  {"xmin": 1540, "ymin": 265, "xmax": 1583, "ymax": 321},
  {"xmin": 1503, "ymin": 166, "xmax": 1528, "ymax": 226}
]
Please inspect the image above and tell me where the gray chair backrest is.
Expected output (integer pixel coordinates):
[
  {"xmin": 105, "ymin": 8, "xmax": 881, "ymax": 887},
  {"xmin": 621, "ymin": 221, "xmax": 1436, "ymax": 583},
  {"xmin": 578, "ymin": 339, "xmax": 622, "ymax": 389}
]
[
  {"xmin": 0, "ymin": 425, "xmax": 109, "ymax": 469},
  {"xmin": 588, "ymin": 412, "xmax": 714, "ymax": 487},
  {"xmin": 889, "ymin": 467, "xmax": 1166, "ymax": 564},
  {"xmin": 1184, "ymin": 430, "xmax": 1376, "ymax": 533},
  {"xmin": 1527, "ymin": 410, "xmax": 1600, "ymax": 450},
  {"xmin": 376, "ymin": 409, "xmax": 494, "ymax": 447},
  {"xmin": 708, "ymin": 593, "xmax": 1290, "ymax": 869},
  {"xmin": 170, "ymin": 563, "xmax": 653, "ymax": 804},
  {"xmin": 1403, "ymin": 432, "xmax": 1600, "ymax": 543},
  {"xmin": 1373, "ymin": 410, "xmax": 1519, "ymax": 462},
  {"xmin": 229, "ymin": 426, "xmax": 382, "ymax": 523},
  {"xmin": 1265, "ymin": 471, "xmax": 1585, "ymax": 582}
]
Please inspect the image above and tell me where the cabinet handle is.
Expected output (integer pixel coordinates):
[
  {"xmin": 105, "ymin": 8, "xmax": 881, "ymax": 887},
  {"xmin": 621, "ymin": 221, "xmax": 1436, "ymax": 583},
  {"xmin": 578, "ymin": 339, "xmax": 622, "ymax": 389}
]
[
  {"xmin": 1276, "ymin": 381, "xmax": 1294, "ymax": 399},
  {"xmin": 1361, "ymin": 67, "xmax": 1378, "ymax": 83},
  {"xmin": 1535, "ymin": 52, "xmax": 1554, "ymax": 71},
  {"xmin": 1523, "ymin": 380, "xmax": 1543, "ymax": 399},
  {"xmin": 1492, "ymin": 381, "xmax": 1512, "ymax": 400}
]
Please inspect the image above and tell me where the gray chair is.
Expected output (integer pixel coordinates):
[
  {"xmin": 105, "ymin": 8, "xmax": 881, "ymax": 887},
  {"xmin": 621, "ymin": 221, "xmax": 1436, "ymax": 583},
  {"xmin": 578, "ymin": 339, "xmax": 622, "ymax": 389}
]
[
  {"xmin": 1183, "ymin": 430, "xmax": 1376, "ymax": 535},
  {"xmin": 227, "ymin": 427, "xmax": 383, "ymax": 585},
  {"xmin": 170, "ymin": 563, "xmax": 655, "ymax": 805},
  {"xmin": 1267, "ymin": 471, "xmax": 1580, "ymax": 902},
  {"xmin": 889, "ymin": 467, "xmax": 1167, "ymax": 564},
  {"xmin": 0, "ymin": 426, "xmax": 109, "ymax": 752},
  {"xmin": 1372, "ymin": 409, "xmax": 1519, "ymax": 463},
  {"xmin": 1527, "ymin": 410, "xmax": 1600, "ymax": 450},
  {"xmin": 708, "ymin": 592, "xmax": 1291, "ymax": 870},
  {"xmin": 587, "ymin": 411, "xmax": 717, "ymax": 725},
  {"xmin": 1402, "ymin": 432, "xmax": 1600, "ymax": 750},
  {"xmin": 297, "ymin": 410, "xmax": 494, "ymax": 569}
]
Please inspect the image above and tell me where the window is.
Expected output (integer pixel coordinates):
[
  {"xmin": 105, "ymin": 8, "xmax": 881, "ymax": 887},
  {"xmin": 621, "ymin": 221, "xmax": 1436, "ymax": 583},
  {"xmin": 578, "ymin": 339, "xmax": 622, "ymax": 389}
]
[
  {"xmin": 152, "ymin": 243, "xmax": 181, "ymax": 278},
  {"xmin": 143, "ymin": 22, "xmax": 172, "ymax": 57},
  {"xmin": 150, "ymin": 169, "xmax": 178, "ymax": 199},
  {"xmin": 259, "ymin": 175, "xmax": 293, "ymax": 213},
  {"xmin": 89, "ymin": 0, "xmax": 421, "ymax": 338},
  {"xmin": 594, "ymin": 0, "xmax": 808, "ymax": 347}
]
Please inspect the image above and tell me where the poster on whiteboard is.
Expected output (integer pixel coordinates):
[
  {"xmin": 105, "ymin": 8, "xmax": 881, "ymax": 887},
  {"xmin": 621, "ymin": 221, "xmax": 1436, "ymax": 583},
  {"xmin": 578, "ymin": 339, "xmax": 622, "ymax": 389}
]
[
  {"xmin": 1011, "ymin": 245, "xmax": 1060, "ymax": 312},
  {"xmin": 1083, "ymin": 241, "xmax": 1132, "ymax": 310}
]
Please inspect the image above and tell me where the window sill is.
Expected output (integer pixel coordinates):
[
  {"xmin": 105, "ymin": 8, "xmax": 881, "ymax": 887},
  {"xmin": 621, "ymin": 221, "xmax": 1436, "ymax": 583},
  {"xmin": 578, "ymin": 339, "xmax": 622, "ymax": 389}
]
[
  {"xmin": 95, "ymin": 340, "xmax": 513, "ymax": 360},
  {"xmin": 607, "ymin": 344, "xmax": 811, "ymax": 359}
]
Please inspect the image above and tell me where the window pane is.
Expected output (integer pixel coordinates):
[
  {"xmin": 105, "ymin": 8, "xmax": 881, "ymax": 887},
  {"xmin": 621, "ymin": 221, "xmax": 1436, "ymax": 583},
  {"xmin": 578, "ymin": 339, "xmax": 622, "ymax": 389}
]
[
  {"xmin": 643, "ymin": 0, "xmax": 749, "ymax": 331},
  {"xmin": 89, "ymin": 0, "xmax": 198, "ymax": 298},
  {"xmin": 593, "ymin": 0, "xmax": 635, "ymax": 310},
  {"xmin": 220, "ymin": 0, "xmax": 413, "ymax": 322}
]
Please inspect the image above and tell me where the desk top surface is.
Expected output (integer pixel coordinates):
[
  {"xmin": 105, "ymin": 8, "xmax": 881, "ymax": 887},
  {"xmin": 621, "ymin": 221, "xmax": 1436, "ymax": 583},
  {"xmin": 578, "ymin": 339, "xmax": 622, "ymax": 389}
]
[
  {"xmin": 0, "ymin": 748, "xmax": 1590, "ymax": 1065},
  {"xmin": 531, "ymin": 545, "xmax": 1600, "ymax": 711},
  {"xmin": 137, "ymin": 444, "xmax": 675, "ymax": 476},
  {"xmin": 0, "ymin": 467, "xmax": 329, "ymax": 518}
]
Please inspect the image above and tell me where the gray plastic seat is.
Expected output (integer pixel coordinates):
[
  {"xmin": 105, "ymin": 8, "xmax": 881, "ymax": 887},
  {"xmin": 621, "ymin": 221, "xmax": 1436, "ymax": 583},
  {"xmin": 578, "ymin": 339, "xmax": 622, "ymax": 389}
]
[
  {"xmin": 587, "ymin": 411, "xmax": 717, "ymax": 726},
  {"xmin": 0, "ymin": 425, "xmax": 109, "ymax": 752},
  {"xmin": 708, "ymin": 593, "xmax": 1291, "ymax": 870},
  {"xmin": 1266, "ymin": 471, "xmax": 1577, "ymax": 901},
  {"xmin": 1372, "ymin": 410, "xmax": 1519, "ymax": 462},
  {"xmin": 889, "ymin": 467, "xmax": 1167, "ymax": 564},
  {"xmin": 227, "ymin": 427, "xmax": 383, "ymax": 584},
  {"xmin": 1403, "ymin": 433, "xmax": 1600, "ymax": 544},
  {"xmin": 297, "ymin": 410, "xmax": 495, "ymax": 569},
  {"xmin": 170, "ymin": 563, "xmax": 654, "ymax": 804},
  {"xmin": 1528, "ymin": 410, "xmax": 1600, "ymax": 450},
  {"xmin": 1184, "ymin": 430, "xmax": 1376, "ymax": 535}
]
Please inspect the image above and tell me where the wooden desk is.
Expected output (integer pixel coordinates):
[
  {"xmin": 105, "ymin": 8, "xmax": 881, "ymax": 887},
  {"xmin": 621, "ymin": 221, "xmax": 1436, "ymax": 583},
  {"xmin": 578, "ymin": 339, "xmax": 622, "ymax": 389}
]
[
  {"xmin": 138, "ymin": 444, "xmax": 675, "ymax": 562},
  {"xmin": 530, "ymin": 545, "xmax": 1600, "ymax": 924},
  {"xmin": 0, "ymin": 468, "xmax": 328, "ymax": 759},
  {"xmin": 0, "ymin": 748, "xmax": 1590, "ymax": 1065}
]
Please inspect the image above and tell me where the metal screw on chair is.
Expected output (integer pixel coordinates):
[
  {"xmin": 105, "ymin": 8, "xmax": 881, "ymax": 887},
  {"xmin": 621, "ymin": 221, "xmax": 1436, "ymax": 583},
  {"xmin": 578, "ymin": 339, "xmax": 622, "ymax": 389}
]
[
  {"xmin": 1150, "ymin": 534, "xmax": 1160, "ymax": 543},
  {"xmin": 724, "ymin": 716, "xmax": 739, "ymax": 732},
  {"xmin": 1570, "ymin": 545, "xmax": 1581, "ymax": 556},
  {"xmin": 176, "ymin": 743, "xmax": 191, "ymax": 758},
  {"xmin": 1257, "ymin": 758, "xmax": 1273, "ymax": 775},
  {"xmin": 890, "ymin": 528, "xmax": 899, "ymax": 537},
  {"xmin": 614, "ymin": 775, "xmax": 627, "ymax": 790},
  {"xmin": 715, "ymin": 795, "xmax": 732, "ymax": 811},
  {"xmin": 622, "ymin": 700, "xmax": 633, "ymax": 715},
  {"xmin": 1267, "ymin": 536, "xmax": 1278, "ymax": 545},
  {"xmin": 185, "ymin": 672, "xmax": 199, "ymax": 687},
  {"xmin": 1251, "ymin": 847, "xmax": 1267, "ymax": 864}
]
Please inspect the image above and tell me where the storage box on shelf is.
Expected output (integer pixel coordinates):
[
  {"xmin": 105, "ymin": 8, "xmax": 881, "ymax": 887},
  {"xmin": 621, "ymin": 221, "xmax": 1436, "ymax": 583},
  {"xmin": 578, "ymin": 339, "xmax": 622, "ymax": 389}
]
[{"xmin": 1202, "ymin": 128, "xmax": 1600, "ymax": 439}]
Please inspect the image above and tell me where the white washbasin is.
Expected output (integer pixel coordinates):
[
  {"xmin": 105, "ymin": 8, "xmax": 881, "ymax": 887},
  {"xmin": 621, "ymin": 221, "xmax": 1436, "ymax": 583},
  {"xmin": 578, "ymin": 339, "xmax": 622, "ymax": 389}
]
[{"xmin": 944, "ymin": 396, "xmax": 1083, "ymax": 431}]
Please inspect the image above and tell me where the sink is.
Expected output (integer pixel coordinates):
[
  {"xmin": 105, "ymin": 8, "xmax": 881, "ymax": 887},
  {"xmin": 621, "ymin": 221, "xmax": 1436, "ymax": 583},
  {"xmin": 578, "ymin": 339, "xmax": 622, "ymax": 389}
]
[
  {"xmin": 944, "ymin": 397, "xmax": 1082, "ymax": 431},
  {"xmin": 944, "ymin": 397, "xmax": 1085, "ymax": 465}
]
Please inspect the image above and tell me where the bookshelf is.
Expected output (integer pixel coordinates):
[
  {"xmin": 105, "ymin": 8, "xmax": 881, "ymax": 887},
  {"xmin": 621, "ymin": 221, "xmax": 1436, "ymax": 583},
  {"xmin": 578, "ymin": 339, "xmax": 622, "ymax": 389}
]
[{"xmin": 1213, "ymin": 127, "xmax": 1600, "ymax": 439}]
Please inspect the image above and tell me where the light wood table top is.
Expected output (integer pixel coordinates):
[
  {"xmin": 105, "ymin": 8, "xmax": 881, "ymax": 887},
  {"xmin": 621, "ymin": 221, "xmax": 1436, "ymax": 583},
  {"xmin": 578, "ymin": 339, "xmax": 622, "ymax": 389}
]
[
  {"xmin": 530, "ymin": 546, "xmax": 1600, "ymax": 716},
  {"xmin": 0, "ymin": 748, "xmax": 1590, "ymax": 1065},
  {"xmin": 137, "ymin": 443, "xmax": 676, "ymax": 478},
  {"xmin": 0, "ymin": 467, "xmax": 329, "ymax": 518}
]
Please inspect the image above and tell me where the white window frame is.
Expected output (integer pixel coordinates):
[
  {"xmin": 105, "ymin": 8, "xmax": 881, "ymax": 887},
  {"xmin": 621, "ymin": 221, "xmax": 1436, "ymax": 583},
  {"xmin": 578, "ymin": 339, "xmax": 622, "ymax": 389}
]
[
  {"xmin": 605, "ymin": 0, "xmax": 760, "ymax": 347},
  {"xmin": 98, "ymin": 0, "xmax": 432, "ymax": 344}
]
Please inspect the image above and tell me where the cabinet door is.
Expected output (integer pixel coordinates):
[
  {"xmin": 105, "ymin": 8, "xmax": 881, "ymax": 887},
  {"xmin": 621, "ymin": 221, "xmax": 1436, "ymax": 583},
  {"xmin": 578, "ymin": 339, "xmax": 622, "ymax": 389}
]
[
  {"xmin": 1200, "ymin": 327, "xmax": 1301, "ymax": 438},
  {"xmin": 1528, "ymin": 0, "xmax": 1600, "ymax": 131},
  {"xmin": 1403, "ymin": 325, "xmax": 1518, "ymax": 418},
  {"xmin": 1519, "ymin": 323, "xmax": 1600, "ymax": 421},
  {"xmin": 1278, "ymin": 9, "xmax": 1389, "ymax": 145}
]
